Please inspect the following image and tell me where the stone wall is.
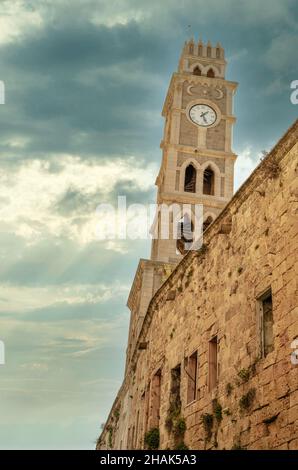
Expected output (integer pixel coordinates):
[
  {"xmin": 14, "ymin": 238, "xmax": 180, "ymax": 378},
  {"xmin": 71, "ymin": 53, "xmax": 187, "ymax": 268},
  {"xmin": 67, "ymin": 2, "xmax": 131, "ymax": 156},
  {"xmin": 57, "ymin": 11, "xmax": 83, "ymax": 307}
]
[{"xmin": 97, "ymin": 120, "xmax": 298, "ymax": 450}]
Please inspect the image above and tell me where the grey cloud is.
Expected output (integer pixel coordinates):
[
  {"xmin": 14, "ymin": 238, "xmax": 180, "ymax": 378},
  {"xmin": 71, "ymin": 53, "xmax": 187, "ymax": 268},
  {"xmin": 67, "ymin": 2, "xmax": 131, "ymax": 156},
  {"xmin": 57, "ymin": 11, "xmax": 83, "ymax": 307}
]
[{"xmin": 53, "ymin": 186, "xmax": 100, "ymax": 216}]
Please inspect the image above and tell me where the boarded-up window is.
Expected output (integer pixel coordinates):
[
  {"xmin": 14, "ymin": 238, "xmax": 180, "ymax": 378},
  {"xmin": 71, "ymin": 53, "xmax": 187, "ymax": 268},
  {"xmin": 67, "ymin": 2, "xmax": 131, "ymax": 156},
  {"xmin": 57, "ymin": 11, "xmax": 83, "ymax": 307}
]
[
  {"xmin": 149, "ymin": 369, "xmax": 161, "ymax": 428},
  {"xmin": 143, "ymin": 383, "xmax": 150, "ymax": 437},
  {"xmin": 259, "ymin": 289, "xmax": 274, "ymax": 356},
  {"xmin": 168, "ymin": 365, "xmax": 181, "ymax": 418},
  {"xmin": 208, "ymin": 336, "xmax": 218, "ymax": 391},
  {"xmin": 187, "ymin": 351, "xmax": 198, "ymax": 403}
]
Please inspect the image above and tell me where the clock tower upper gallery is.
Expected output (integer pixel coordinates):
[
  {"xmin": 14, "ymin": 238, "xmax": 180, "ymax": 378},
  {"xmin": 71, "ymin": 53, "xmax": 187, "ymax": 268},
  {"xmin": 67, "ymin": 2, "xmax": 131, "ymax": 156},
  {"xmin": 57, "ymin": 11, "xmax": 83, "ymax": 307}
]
[{"xmin": 151, "ymin": 38, "xmax": 238, "ymax": 262}]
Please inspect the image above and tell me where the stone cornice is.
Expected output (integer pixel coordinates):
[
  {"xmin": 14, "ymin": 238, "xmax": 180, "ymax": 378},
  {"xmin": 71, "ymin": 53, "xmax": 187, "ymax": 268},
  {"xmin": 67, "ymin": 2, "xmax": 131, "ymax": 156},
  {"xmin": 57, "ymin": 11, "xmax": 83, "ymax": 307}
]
[
  {"xmin": 160, "ymin": 141, "xmax": 238, "ymax": 160},
  {"xmin": 157, "ymin": 192, "xmax": 229, "ymax": 208}
]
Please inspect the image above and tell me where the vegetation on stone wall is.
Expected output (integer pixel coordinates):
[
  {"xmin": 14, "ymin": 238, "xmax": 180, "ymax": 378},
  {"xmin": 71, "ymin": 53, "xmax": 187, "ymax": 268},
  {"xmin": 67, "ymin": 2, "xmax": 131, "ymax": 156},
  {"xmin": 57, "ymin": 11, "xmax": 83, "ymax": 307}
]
[
  {"xmin": 261, "ymin": 154, "xmax": 280, "ymax": 179},
  {"xmin": 108, "ymin": 427, "xmax": 113, "ymax": 448},
  {"xmin": 144, "ymin": 428, "xmax": 160, "ymax": 450},
  {"xmin": 173, "ymin": 417, "xmax": 186, "ymax": 438},
  {"xmin": 114, "ymin": 407, "xmax": 120, "ymax": 420},
  {"xmin": 174, "ymin": 441, "xmax": 189, "ymax": 450},
  {"xmin": 237, "ymin": 368, "xmax": 250, "ymax": 383},
  {"xmin": 201, "ymin": 413, "xmax": 213, "ymax": 441},
  {"xmin": 226, "ymin": 383, "xmax": 233, "ymax": 396},
  {"xmin": 212, "ymin": 399, "xmax": 223, "ymax": 424},
  {"xmin": 231, "ymin": 437, "xmax": 245, "ymax": 450},
  {"xmin": 239, "ymin": 388, "xmax": 256, "ymax": 412}
]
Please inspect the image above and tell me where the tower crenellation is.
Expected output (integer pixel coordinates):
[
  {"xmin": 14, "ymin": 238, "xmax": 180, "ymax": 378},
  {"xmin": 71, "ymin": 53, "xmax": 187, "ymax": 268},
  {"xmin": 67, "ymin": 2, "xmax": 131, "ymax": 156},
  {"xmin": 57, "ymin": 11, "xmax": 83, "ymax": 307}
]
[{"xmin": 179, "ymin": 38, "xmax": 226, "ymax": 78}]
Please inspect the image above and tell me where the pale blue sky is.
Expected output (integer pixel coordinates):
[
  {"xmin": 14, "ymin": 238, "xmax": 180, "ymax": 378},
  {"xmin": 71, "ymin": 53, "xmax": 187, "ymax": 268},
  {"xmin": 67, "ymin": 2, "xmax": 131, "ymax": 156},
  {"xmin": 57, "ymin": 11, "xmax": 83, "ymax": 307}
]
[{"xmin": 0, "ymin": 0, "xmax": 297, "ymax": 449}]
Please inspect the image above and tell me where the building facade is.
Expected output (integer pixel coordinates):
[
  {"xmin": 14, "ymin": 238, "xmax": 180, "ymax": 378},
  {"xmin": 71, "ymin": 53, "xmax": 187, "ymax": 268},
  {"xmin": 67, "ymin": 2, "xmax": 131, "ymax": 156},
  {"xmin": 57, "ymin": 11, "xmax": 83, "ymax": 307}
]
[{"xmin": 97, "ymin": 40, "xmax": 298, "ymax": 450}]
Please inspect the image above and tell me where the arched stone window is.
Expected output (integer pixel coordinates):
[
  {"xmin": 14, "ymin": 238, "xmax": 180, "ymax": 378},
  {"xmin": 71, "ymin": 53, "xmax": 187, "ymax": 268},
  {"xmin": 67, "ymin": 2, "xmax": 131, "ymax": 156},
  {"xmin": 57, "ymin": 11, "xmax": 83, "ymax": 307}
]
[
  {"xmin": 203, "ymin": 166, "xmax": 215, "ymax": 195},
  {"xmin": 184, "ymin": 164, "xmax": 196, "ymax": 193},
  {"xmin": 198, "ymin": 45, "xmax": 203, "ymax": 56},
  {"xmin": 193, "ymin": 66, "xmax": 201, "ymax": 76},
  {"xmin": 189, "ymin": 43, "xmax": 194, "ymax": 54},
  {"xmin": 216, "ymin": 47, "xmax": 220, "ymax": 59},
  {"xmin": 176, "ymin": 214, "xmax": 193, "ymax": 255},
  {"xmin": 203, "ymin": 215, "xmax": 214, "ymax": 232},
  {"xmin": 207, "ymin": 68, "xmax": 215, "ymax": 78},
  {"xmin": 207, "ymin": 46, "xmax": 211, "ymax": 57}
]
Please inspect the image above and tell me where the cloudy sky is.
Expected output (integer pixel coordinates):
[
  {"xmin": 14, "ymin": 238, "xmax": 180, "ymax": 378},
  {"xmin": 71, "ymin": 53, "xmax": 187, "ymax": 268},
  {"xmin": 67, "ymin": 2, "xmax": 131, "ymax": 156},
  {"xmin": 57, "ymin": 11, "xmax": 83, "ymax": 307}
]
[{"xmin": 0, "ymin": 0, "xmax": 297, "ymax": 449}]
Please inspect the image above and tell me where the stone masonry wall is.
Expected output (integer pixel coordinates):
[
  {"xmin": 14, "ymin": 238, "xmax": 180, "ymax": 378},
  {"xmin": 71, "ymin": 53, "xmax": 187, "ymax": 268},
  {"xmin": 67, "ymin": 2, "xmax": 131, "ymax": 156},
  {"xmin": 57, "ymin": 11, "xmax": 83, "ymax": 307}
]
[{"xmin": 97, "ymin": 121, "xmax": 298, "ymax": 450}]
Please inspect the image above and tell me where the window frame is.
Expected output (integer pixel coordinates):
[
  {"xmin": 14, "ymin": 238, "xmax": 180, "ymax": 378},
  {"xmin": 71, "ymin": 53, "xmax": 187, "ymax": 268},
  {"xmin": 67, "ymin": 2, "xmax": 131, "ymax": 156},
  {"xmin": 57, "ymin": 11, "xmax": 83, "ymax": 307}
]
[
  {"xmin": 257, "ymin": 287, "xmax": 274, "ymax": 358},
  {"xmin": 186, "ymin": 350, "xmax": 198, "ymax": 404},
  {"xmin": 208, "ymin": 335, "xmax": 218, "ymax": 392}
]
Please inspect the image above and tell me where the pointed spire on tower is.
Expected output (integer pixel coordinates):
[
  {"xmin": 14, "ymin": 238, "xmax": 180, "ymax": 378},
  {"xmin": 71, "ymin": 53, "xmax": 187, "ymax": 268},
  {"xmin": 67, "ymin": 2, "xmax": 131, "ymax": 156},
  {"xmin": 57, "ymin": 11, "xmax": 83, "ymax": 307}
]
[{"xmin": 198, "ymin": 37, "xmax": 203, "ymax": 56}]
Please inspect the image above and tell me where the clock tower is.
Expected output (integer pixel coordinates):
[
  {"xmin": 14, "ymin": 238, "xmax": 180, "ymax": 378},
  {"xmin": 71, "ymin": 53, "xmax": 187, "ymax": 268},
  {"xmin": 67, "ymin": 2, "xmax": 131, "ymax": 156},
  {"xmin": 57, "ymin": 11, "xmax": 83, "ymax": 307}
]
[
  {"xmin": 151, "ymin": 38, "xmax": 238, "ymax": 263},
  {"xmin": 126, "ymin": 39, "xmax": 237, "ymax": 368}
]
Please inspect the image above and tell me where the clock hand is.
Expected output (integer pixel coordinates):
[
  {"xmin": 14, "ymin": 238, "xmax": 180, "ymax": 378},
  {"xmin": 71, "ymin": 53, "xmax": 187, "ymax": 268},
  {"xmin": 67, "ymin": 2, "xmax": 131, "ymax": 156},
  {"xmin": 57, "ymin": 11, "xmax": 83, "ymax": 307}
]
[{"xmin": 200, "ymin": 111, "xmax": 209, "ymax": 117}]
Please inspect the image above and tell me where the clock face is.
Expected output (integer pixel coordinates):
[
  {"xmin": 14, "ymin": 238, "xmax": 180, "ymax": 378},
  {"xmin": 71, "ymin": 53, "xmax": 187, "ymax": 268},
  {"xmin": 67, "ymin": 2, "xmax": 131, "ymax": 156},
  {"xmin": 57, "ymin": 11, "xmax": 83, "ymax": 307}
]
[{"xmin": 189, "ymin": 104, "xmax": 217, "ymax": 127}]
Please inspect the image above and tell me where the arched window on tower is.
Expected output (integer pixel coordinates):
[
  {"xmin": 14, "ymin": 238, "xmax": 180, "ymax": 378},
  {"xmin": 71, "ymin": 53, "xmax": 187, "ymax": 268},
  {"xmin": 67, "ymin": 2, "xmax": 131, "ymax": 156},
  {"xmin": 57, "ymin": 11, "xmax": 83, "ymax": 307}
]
[
  {"xmin": 193, "ymin": 66, "xmax": 201, "ymax": 76},
  {"xmin": 176, "ymin": 214, "xmax": 193, "ymax": 255},
  {"xmin": 198, "ymin": 45, "xmax": 203, "ymax": 56},
  {"xmin": 184, "ymin": 164, "xmax": 196, "ymax": 193},
  {"xmin": 203, "ymin": 166, "xmax": 215, "ymax": 195},
  {"xmin": 207, "ymin": 68, "xmax": 215, "ymax": 78},
  {"xmin": 203, "ymin": 215, "xmax": 214, "ymax": 232},
  {"xmin": 189, "ymin": 43, "xmax": 194, "ymax": 54},
  {"xmin": 207, "ymin": 46, "xmax": 211, "ymax": 57},
  {"xmin": 216, "ymin": 47, "xmax": 220, "ymax": 59}
]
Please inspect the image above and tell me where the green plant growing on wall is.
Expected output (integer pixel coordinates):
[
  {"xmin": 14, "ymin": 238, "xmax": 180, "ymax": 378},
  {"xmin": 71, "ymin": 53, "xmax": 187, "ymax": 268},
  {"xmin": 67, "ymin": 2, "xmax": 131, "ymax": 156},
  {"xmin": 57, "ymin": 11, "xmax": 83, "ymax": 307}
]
[
  {"xmin": 166, "ymin": 401, "xmax": 181, "ymax": 431},
  {"xmin": 226, "ymin": 383, "xmax": 233, "ymax": 396},
  {"xmin": 173, "ymin": 417, "xmax": 186, "ymax": 438},
  {"xmin": 231, "ymin": 437, "xmax": 245, "ymax": 450},
  {"xmin": 202, "ymin": 413, "xmax": 213, "ymax": 441},
  {"xmin": 212, "ymin": 399, "xmax": 223, "ymax": 424},
  {"xmin": 239, "ymin": 388, "xmax": 256, "ymax": 411},
  {"xmin": 174, "ymin": 441, "xmax": 189, "ymax": 450},
  {"xmin": 108, "ymin": 427, "xmax": 113, "ymax": 448},
  {"xmin": 223, "ymin": 408, "xmax": 231, "ymax": 416},
  {"xmin": 114, "ymin": 407, "xmax": 120, "ymax": 420},
  {"xmin": 262, "ymin": 155, "xmax": 280, "ymax": 179},
  {"xmin": 238, "ymin": 368, "xmax": 250, "ymax": 382},
  {"xmin": 144, "ymin": 428, "xmax": 160, "ymax": 450}
]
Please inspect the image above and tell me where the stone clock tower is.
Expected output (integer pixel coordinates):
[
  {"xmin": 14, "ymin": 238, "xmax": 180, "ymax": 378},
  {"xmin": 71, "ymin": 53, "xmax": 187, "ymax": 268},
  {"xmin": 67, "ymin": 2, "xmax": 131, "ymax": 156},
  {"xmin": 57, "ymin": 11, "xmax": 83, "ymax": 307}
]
[
  {"xmin": 125, "ymin": 39, "xmax": 237, "ymax": 368},
  {"xmin": 151, "ymin": 38, "xmax": 238, "ymax": 263}
]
